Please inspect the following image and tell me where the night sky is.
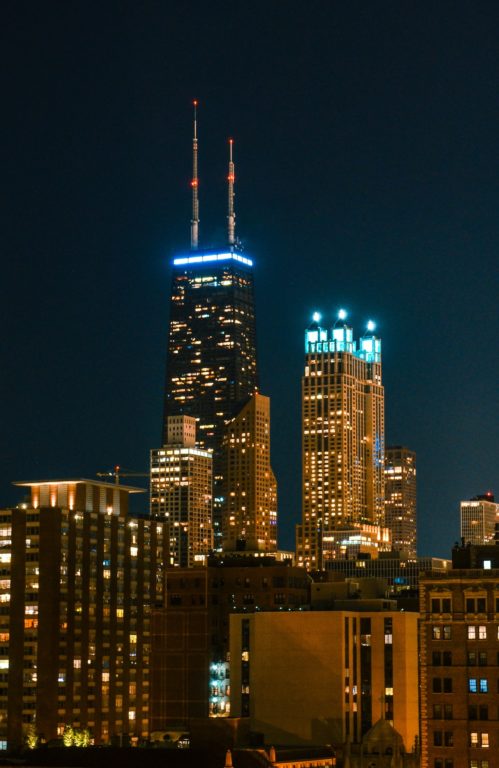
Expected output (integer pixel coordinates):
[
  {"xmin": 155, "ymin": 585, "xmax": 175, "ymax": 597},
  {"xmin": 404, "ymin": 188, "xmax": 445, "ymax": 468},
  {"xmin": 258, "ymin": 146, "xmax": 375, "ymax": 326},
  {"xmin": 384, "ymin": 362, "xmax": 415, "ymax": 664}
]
[{"xmin": 2, "ymin": 2, "xmax": 498, "ymax": 557}]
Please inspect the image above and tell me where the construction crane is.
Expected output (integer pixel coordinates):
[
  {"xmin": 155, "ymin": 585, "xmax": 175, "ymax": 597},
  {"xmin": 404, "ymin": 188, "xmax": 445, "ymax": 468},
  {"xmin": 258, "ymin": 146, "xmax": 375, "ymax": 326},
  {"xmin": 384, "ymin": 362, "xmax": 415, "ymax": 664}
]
[{"xmin": 96, "ymin": 466, "xmax": 149, "ymax": 485}]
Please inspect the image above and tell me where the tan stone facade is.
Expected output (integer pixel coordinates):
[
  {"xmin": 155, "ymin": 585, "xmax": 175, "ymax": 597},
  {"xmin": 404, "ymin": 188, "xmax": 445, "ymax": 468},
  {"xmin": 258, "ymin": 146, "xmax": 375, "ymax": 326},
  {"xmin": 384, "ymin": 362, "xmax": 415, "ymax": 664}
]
[
  {"xmin": 229, "ymin": 610, "xmax": 419, "ymax": 750},
  {"xmin": 223, "ymin": 393, "xmax": 277, "ymax": 552}
]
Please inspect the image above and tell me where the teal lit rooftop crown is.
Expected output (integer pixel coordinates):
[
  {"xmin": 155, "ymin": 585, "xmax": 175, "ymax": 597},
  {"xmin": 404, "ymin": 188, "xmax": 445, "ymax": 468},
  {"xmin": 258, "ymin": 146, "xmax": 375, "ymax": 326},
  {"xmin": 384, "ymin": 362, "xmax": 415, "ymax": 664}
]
[{"xmin": 305, "ymin": 311, "xmax": 381, "ymax": 362}]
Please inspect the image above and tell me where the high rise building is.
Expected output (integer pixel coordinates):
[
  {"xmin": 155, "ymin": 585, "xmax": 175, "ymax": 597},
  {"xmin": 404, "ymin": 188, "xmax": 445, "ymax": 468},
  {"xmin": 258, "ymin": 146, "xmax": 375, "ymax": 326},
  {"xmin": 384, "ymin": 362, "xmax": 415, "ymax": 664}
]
[
  {"xmin": 150, "ymin": 415, "xmax": 213, "ymax": 567},
  {"xmin": 419, "ymin": 560, "xmax": 499, "ymax": 768},
  {"xmin": 460, "ymin": 492, "xmax": 498, "ymax": 546},
  {"xmin": 162, "ymin": 106, "xmax": 258, "ymax": 549},
  {"xmin": 223, "ymin": 393, "xmax": 277, "ymax": 552},
  {"xmin": 384, "ymin": 446, "xmax": 417, "ymax": 557},
  {"xmin": 296, "ymin": 311, "xmax": 387, "ymax": 570},
  {"xmin": 0, "ymin": 480, "xmax": 168, "ymax": 748}
]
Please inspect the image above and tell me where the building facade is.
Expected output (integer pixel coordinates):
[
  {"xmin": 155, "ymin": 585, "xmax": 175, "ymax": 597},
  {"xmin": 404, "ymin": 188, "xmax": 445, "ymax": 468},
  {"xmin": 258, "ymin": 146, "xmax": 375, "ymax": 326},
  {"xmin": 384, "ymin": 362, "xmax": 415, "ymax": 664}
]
[
  {"xmin": 151, "ymin": 415, "xmax": 213, "ymax": 567},
  {"xmin": 460, "ymin": 493, "xmax": 498, "ymax": 546},
  {"xmin": 0, "ymin": 480, "xmax": 168, "ymax": 748},
  {"xmin": 384, "ymin": 447, "xmax": 417, "ymax": 557},
  {"xmin": 149, "ymin": 559, "xmax": 309, "ymax": 729},
  {"xmin": 322, "ymin": 552, "xmax": 450, "ymax": 592},
  {"xmin": 223, "ymin": 393, "xmax": 277, "ymax": 552},
  {"xmin": 229, "ymin": 609, "xmax": 419, "ymax": 751},
  {"xmin": 419, "ymin": 567, "xmax": 499, "ymax": 768},
  {"xmin": 296, "ymin": 312, "xmax": 386, "ymax": 570}
]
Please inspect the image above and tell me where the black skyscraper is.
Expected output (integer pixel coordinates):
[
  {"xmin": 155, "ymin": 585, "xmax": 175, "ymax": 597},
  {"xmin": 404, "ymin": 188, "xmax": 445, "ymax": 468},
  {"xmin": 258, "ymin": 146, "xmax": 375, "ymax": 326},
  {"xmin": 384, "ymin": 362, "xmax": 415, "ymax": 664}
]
[
  {"xmin": 163, "ymin": 249, "xmax": 258, "ymax": 446},
  {"xmin": 162, "ymin": 110, "xmax": 258, "ymax": 547}
]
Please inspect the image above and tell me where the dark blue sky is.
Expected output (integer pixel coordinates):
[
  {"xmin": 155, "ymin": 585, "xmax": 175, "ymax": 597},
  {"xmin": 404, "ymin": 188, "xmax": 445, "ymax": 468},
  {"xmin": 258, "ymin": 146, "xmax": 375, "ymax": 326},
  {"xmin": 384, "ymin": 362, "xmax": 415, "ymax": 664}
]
[{"xmin": 2, "ymin": 1, "xmax": 498, "ymax": 557}]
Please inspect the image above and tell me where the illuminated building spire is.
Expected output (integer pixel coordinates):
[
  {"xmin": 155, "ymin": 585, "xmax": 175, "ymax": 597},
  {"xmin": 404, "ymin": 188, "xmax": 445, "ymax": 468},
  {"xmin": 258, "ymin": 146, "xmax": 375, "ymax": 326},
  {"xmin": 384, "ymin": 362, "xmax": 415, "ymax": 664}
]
[
  {"xmin": 227, "ymin": 138, "xmax": 236, "ymax": 246},
  {"xmin": 190, "ymin": 100, "xmax": 199, "ymax": 250}
]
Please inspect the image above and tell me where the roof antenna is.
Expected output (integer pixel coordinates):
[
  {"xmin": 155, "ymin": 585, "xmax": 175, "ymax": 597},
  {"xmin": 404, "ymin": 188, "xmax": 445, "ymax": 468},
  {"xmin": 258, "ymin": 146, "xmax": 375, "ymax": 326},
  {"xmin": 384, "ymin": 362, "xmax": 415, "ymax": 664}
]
[
  {"xmin": 227, "ymin": 138, "xmax": 236, "ymax": 246},
  {"xmin": 190, "ymin": 100, "xmax": 199, "ymax": 250}
]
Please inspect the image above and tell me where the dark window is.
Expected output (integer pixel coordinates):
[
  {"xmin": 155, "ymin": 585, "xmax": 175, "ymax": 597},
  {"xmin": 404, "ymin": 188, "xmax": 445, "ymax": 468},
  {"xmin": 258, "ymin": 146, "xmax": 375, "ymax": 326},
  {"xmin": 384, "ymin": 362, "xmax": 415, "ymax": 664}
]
[
  {"xmin": 433, "ymin": 678, "xmax": 442, "ymax": 693},
  {"xmin": 274, "ymin": 593, "xmax": 286, "ymax": 605},
  {"xmin": 443, "ymin": 678, "xmax": 453, "ymax": 693},
  {"xmin": 444, "ymin": 732, "xmax": 453, "ymax": 746},
  {"xmin": 479, "ymin": 705, "xmax": 488, "ymax": 720},
  {"xmin": 468, "ymin": 651, "xmax": 477, "ymax": 665},
  {"xmin": 479, "ymin": 652, "xmax": 487, "ymax": 666},
  {"xmin": 469, "ymin": 705, "xmax": 478, "ymax": 719},
  {"xmin": 170, "ymin": 594, "xmax": 182, "ymax": 605},
  {"xmin": 432, "ymin": 651, "xmax": 441, "ymax": 666},
  {"xmin": 477, "ymin": 597, "xmax": 486, "ymax": 613},
  {"xmin": 433, "ymin": 704, "xmax": 442, "ymax": 718},
  {"xmin": 361, "ymin": 618, "xmax": 371, "ymax": 633},
  {"xmin": 444, "ymin": 704, "xmax": 453, "ymax": 720},
  {"xmin": 443, "ymin": 651, "xmax": 452, "ymax": 666},
  {"xmin": 433, "ymin": 731, "xmax": 442, "ymax": 746},
  {"xmin": 243, "ymin": 594, "xmax": 254, "ymax": 605}
]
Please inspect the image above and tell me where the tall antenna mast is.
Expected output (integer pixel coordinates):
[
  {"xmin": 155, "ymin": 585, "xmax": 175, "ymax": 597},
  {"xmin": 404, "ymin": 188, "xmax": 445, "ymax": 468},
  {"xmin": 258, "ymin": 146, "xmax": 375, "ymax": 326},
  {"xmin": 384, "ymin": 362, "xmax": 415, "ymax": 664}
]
[
  {"xmin": 190, "ymin": 100, "xmax": 199, "ymax": 250},
  {"xmin": 227, "ymin": 138, "xmax": 236, "ymax": 246}
]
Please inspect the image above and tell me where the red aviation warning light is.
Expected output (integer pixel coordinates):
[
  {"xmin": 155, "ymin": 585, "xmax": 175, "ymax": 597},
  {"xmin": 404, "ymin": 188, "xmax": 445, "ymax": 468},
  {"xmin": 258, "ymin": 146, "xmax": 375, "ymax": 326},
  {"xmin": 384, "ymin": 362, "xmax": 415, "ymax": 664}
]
[
  {"xmin": 190, "ymin": 100, "xmax": 199, "ymax": 249},
  {"xmin": 227, "ymin": 137, "xmax": 236, "ymax": 245}
]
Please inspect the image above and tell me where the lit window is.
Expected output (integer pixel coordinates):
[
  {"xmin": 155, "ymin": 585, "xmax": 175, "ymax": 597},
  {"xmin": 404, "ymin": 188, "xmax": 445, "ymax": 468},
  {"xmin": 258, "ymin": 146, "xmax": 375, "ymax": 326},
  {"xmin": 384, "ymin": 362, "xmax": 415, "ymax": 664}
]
[
  {"xmin": 478, "ymin": 626, "xmax": 487, "ymax": 640},
  {"xmin": 481, "ymin": 733, "xmax": 489, "ymax": 748},
  {"xmin": 468, "ymin": 626, "xmax": 477, "ymax": 639},
  {"xmin": 469, "ymin": 679, "xmax": 477, "ymax": 693},
  {"xmin": 479, "ymin": 679, "xmax": 488, "ymax": 693}
]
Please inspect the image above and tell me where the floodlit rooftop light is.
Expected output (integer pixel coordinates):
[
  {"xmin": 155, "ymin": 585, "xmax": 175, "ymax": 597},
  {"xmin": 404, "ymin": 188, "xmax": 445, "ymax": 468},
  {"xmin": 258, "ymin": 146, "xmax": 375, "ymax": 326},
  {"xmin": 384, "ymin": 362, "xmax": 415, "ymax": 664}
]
[
  {"xmin": 338, "ymin": 308, "xmax": 347, "ymax": 321},
  {"xmin": 312, "ymin": 312, "xmax": 321, "ymax": 323},
  {"xmin": 367, "ymin": 320, "xmax": 376, "ymax": 332}
]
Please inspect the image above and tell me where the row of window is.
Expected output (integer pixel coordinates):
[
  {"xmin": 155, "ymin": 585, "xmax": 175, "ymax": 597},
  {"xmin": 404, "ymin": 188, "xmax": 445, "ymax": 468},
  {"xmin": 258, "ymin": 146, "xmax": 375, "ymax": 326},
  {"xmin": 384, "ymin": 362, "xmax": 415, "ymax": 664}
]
[
  {"xmin": 431, "ymin": 597, "xmax": 499, "ymax": 614},
  {"xmin": 432, "ymin": 677, "xmax": 489, "ymax": 693},
  {"xmin": 434, "ymin": 703, "xmax": 491, "ymax": 720},
  {"xmin": 432, "ymin": 650, "xmax": 499, "ymax": 666},
  {"xmin": 432, "ymin": 625, "xmax": 499, "ymax": 640},
  {"xmin": 434, "ymin": 731, "xmax": 489, "ymax": 748},
  {"xmin": 434, "ymin": 760, "xmax": 490, "ymax": 768}
]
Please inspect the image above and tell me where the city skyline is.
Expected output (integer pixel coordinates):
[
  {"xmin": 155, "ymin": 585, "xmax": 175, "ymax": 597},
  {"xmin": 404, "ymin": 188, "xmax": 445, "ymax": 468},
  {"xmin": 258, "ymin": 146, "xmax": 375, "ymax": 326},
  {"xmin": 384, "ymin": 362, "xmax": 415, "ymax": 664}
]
[{"xmin": 3, "ymin": 3, "xmax": 498, "ymax": 558}]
